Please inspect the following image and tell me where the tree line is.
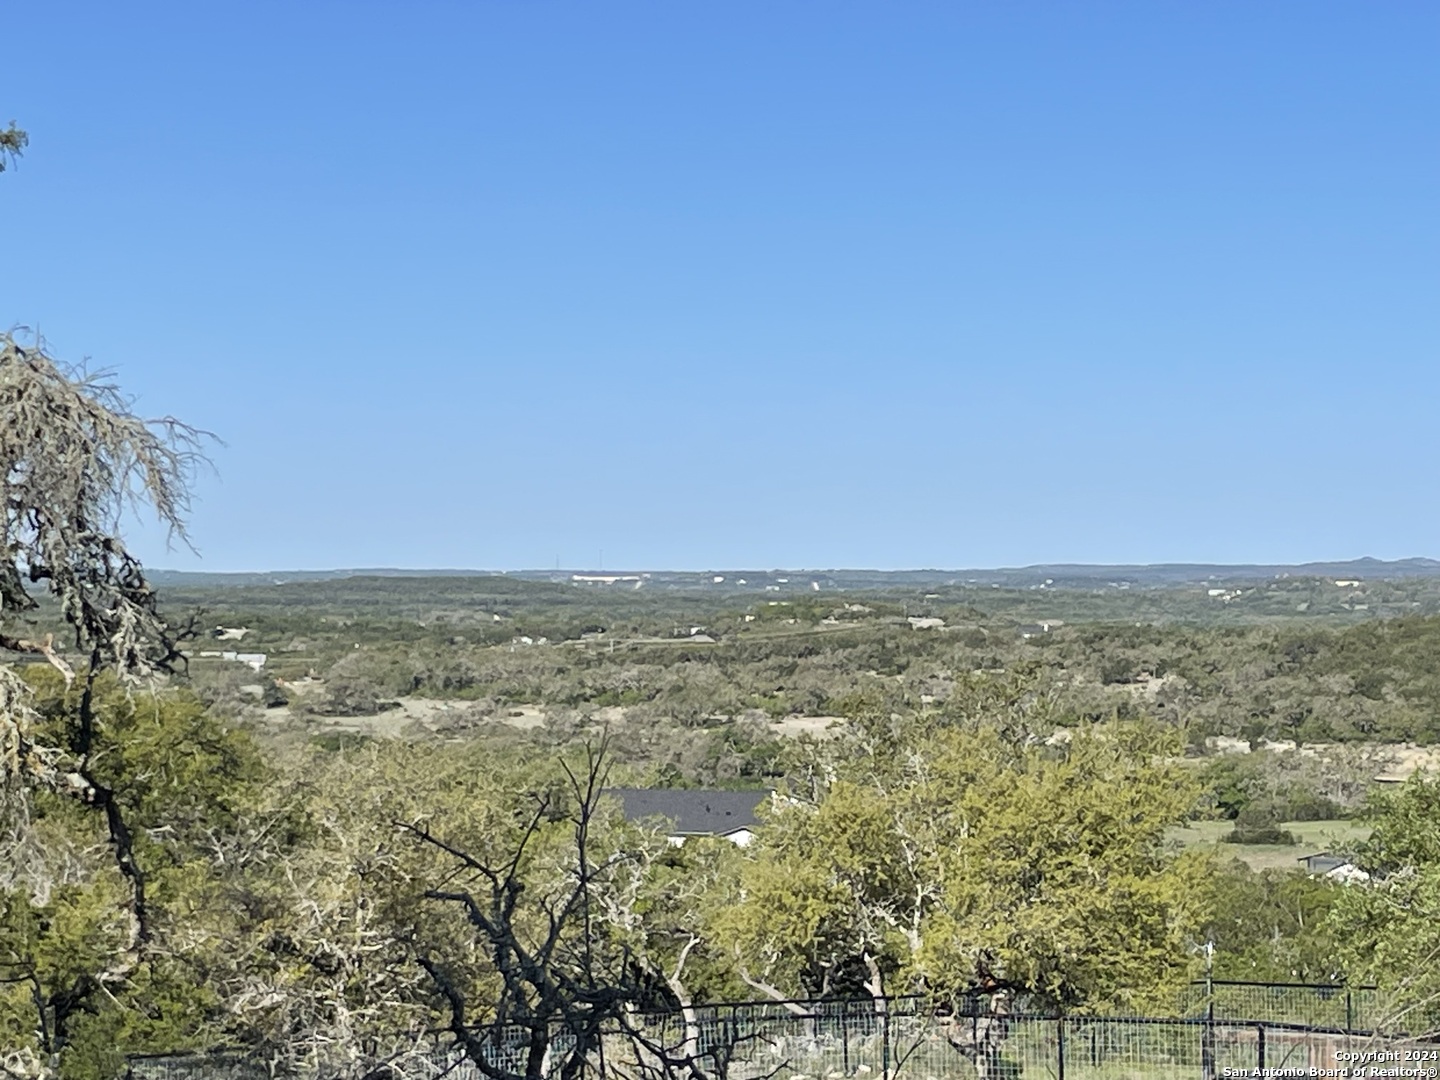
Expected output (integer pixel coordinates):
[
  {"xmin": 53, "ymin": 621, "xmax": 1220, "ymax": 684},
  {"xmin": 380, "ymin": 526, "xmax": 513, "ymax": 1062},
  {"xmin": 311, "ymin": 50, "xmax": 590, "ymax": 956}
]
[{"xmin": 4, "ymin": 659, "xmax": 1438, "ymax": 1077}]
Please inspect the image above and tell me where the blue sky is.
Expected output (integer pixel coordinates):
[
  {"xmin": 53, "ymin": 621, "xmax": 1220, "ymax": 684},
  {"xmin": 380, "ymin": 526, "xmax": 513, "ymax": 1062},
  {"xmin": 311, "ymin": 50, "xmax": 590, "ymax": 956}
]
[{"xmin": 2, "ymin": 3, "xmax": 1436, "ymax": 571}]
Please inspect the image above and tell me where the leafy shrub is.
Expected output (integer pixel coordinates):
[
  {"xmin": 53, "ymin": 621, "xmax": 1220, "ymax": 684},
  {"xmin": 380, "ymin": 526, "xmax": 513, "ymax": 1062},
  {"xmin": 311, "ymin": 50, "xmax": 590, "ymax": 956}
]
[
  {"xmin": 1223, "ymin": 825, "xmax": 1297, "ymax": 845},
  {"xmin": 1223, "ymin": 806, "xmax": 1299, "ymax": 845}
]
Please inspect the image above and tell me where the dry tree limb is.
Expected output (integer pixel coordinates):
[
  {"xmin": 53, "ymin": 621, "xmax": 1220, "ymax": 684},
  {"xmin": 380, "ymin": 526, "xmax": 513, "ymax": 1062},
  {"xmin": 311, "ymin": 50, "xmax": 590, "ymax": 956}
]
[
  {"xmin": 0, "ymin": 122, "xmax": 25, "ymax": 172},
  {"xmin": 0, "ymin": 632, "xmax": 73, "ymax": 683},
  {"xmin": 0, "ymin": 328, "xmax": 212, "ymax": 689}
]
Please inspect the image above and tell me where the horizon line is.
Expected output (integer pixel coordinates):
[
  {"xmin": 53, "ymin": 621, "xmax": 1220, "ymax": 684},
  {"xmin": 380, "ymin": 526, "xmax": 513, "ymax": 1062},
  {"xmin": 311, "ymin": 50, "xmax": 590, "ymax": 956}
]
[{"xmin": 149, "ymin": 555, "xmax": 1440, "ymax": 577}]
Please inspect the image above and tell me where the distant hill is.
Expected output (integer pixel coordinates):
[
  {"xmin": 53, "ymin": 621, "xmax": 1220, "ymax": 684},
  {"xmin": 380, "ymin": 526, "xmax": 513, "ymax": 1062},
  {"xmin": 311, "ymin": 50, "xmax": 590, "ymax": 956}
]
[
  {"xmin": 145, "ymin": 568, "xmax": 501, "ymax": 587},
  {"xmin": 148, "ymin": 558, "xmax": 1440, "ymax": 591},
  {"xmin": 921, "ymin": 557, "xmax": 1440, "ymax": 588}
]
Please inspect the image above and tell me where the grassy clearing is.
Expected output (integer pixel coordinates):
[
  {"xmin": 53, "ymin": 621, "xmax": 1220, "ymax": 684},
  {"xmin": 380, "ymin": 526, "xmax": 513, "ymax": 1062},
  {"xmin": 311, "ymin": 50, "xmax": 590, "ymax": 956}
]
[{"xmin": 1169, "ymin": 819, "xmax": 1372, "ymax": 871}]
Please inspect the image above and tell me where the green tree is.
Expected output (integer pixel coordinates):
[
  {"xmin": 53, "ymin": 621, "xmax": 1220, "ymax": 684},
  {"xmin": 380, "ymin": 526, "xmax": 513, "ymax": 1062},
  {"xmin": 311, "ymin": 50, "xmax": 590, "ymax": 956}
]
[
  {"xmin": 2, "ymin": 670, "xmax": 266, "ymax": 1077},
  {"xmin": 1329, "ymin": 774, "xmax": 1440, "ymax": 1037},
  {"xmin": 402, "ymin": 742, "xmax": 751, "ymax": 1080},
  {"xmin": 721, "ymin": 710, "xmax": 1211, "ymax": 1016},
  {"xmin": 1201, "ymin": 860, "xmax": 1342, "ymax": 982},
  {"xmin": 0, "ymin": 329, "xmax": 209, "ymax": 1076}
]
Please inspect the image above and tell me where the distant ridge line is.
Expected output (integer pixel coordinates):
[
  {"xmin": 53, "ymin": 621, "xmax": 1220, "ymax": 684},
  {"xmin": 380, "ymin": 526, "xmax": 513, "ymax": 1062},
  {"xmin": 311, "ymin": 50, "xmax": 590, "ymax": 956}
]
[{"xmin": 148, "ymin": 557, "xmax": 1440, "ymax": 589}]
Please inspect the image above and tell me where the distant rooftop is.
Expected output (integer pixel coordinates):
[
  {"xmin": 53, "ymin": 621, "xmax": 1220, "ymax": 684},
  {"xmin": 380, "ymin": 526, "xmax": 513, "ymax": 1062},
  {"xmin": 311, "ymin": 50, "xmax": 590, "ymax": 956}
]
[{"xmin": 604, "ymin": 787, "xmax": 770, "ymax": 836}]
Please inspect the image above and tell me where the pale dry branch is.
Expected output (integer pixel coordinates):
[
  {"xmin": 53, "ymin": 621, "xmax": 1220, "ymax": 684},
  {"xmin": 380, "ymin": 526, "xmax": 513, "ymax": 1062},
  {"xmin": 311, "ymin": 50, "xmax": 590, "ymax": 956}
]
[{"xmin": 0, "ymin": 330, "xmax": 213, "ymax": 692}]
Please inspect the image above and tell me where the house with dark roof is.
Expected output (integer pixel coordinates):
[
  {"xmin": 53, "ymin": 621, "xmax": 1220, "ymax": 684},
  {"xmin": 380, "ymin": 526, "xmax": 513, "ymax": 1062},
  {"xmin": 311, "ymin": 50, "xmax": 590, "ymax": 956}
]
[
  {"xmin": 1298, "ymin": 852, "xmax": 1370, "ymax": 883},
  {"xmin": 604, "ymin": 787, "xmax": 771, "ymax": 847},
  {"xmin": 1298, "ymin": 852, "xmax": 1349, "ymax": 875}
]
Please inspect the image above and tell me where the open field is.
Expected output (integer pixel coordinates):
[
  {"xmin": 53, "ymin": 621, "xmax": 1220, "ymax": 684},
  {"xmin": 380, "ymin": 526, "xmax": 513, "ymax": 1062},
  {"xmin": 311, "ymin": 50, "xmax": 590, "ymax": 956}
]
[{"xmin": 1169, "ymin": 819, "xmax": 1373, "ymax": 871}]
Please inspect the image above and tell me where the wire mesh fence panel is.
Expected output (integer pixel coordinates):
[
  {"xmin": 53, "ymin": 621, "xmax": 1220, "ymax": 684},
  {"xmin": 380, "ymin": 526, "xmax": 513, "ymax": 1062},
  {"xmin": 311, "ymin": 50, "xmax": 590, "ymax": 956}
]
[
  {"xmin": 680, "ymin": 1002, "xmax": 910, "ymax": 1080},
  {"xmin": 619, "ymin": 999, "xmax": 995, "ymax": 1080},
  {"xmin": 1257, "ymin": 1027, "xmax": 1354, "ymax": 1072},
  {"xmin": 1059, "ymin": 1018, "xmax": 1257, "ymax": 1080},
  {"xmin": 1062, "ymin": 1018, "xmax": 1203, "ymax": 1080},
  {"xmin": 127, "ymin": 1052, "xmax": 273, "ymax": 1080}
]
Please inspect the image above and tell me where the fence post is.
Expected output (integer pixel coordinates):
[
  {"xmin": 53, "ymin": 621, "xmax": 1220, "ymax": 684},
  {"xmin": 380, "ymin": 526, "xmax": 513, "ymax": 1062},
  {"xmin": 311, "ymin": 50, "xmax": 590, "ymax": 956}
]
[
  {"xmin": 1202, "ymin": 942, "xmax": 1216, "ymax": 1080},
  {"xmin": 1256, "ymin": 1023, "xmax": 1266, "ymax": 1072},
  {"xmin": 1346, "ymin": 990, "xmax": 1354, "ymax": 1032},
  {"xmin": 1056, "ymin": 1018, "xmax": 1066, "ymax": 1080},
  {"xmin": 880, "ymin": 1001, "xmax": 891, "ymax": 1080}
]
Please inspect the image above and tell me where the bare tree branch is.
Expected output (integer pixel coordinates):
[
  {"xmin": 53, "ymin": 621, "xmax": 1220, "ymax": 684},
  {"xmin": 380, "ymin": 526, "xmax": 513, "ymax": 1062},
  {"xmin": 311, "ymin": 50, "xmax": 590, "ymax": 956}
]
[
  {"xmin": 405, "ymin": 739, "xmax": 748, "ymax": 1080},
  {"xmin": 0, "ymin": 122, "xmax": 25, "ymax": 172}
]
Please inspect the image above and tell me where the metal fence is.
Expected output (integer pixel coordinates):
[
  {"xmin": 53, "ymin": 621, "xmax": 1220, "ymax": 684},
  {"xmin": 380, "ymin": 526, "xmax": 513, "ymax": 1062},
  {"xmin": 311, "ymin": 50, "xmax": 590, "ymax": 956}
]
[
  {"xmin": 626, "ymin": 1001, "xmax": 1426, "ymax": 1080},
  {"xmin": 125, "ymin": 988, "xmax": 1433, "ymax": 1080},
  {"xmin": 128, "ymin": 1054, "xmax": 273, "ymax": 1080},
  {"xmin": 1179, "ymin": 980, "xmax": 1384, "ymax": 1031}
]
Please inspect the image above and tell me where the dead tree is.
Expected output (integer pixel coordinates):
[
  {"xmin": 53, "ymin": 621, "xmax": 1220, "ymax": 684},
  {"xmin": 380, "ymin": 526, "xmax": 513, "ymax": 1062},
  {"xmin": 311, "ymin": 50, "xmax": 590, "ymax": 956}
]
[
  {"xmin": 402, "ymin": 742, "xmax": 767, "ymax": 1080},
  {"xmin": 401, "ymin": 742, "xmax": 638, "ymax": 1080}
]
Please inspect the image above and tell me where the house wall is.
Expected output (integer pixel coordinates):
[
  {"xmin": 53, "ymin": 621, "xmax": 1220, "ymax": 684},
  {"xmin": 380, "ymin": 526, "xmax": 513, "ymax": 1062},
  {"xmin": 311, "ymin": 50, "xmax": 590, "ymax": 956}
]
[{"xmin": 666, "ymin": 827, "xmax": 756, "ymax": 848}]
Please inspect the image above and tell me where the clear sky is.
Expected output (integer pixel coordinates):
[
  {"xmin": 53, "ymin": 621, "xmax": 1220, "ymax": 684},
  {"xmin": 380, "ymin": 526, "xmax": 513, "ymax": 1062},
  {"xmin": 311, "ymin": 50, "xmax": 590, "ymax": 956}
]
[{"xmin": 2, "ymin": 3, "xmax": 1436, "ymax": 571}]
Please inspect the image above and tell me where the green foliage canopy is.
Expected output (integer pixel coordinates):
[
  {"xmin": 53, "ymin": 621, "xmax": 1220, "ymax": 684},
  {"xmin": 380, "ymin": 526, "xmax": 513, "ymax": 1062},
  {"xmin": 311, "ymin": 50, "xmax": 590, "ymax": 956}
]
[
  {"xmin": 721, "ymin": 712, "xmax": 1211, "ymax": 1014},
  {"xmin": 1329, "ymin": 774, "xmax": 1440, "ymax": 1036}
]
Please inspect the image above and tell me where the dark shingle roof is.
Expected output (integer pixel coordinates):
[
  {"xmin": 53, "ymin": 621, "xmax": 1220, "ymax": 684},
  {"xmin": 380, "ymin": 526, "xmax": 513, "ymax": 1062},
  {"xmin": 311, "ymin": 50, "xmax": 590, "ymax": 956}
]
[
  {"xmin": 604, "ymin": 788, "xmax": 770, "ymax": 836},
  {"xmin": 1298, "ymin": 852, "xmax": 1349, "ymax": 874}
]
